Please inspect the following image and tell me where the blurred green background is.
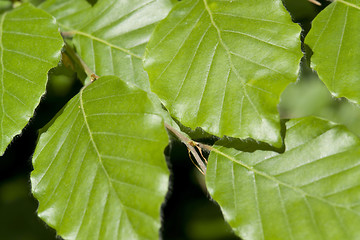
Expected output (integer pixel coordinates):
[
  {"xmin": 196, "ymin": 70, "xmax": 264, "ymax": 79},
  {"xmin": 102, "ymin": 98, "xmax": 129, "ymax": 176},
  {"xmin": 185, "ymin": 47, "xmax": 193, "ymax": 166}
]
[{"xmin": 2, "ymin": 0, "xmax": 360, "ymax": 239}]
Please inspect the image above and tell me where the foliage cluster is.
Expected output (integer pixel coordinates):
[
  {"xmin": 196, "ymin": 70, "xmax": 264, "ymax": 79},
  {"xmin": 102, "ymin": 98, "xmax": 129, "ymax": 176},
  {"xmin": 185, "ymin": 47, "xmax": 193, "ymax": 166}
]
[{"xmin": 1, "ymin": 0, "xmax": 360, "ymax": 239}]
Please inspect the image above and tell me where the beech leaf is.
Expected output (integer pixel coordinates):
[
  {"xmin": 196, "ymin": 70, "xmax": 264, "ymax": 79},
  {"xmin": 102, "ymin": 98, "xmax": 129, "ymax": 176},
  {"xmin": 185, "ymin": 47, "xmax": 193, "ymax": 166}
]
[
  {"xmin": 206, "ymin": 117, "xmax": 360, "ymax": 240},
  {"xmin": 305, "ymin": 0, "xmax": 360, "ymax": 104},
  {"xmin": 0, "ymin": 3, "xmax": 63, "ymax": 154},
  {"xmin": 144, "ymin": 0, "xmax": 302, "ymax": 146},
  {"xmin": 40, "ymin": 0, "xmax": 175, "ymax": 91},
  {"xmin": 31, "ymin": 76, "xmax": 169, "ymax": 240}
]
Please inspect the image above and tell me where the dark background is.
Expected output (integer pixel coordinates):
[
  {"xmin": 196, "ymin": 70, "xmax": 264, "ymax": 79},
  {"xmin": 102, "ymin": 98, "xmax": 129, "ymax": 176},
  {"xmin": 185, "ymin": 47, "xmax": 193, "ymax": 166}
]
[{"xmin": 0, "ymin": 0, "xmax": 335, "ymax": 239}]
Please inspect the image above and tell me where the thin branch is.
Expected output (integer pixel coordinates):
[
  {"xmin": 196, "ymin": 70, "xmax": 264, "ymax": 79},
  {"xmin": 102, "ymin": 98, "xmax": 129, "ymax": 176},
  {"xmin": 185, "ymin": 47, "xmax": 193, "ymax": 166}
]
[
  {"xmin": 308, "ymin": 0, "xmax": 322, "ymax": 6},
  {"xmin": 63, "ymin": 43, "xmax": 99, "ymax": 80},
  {"xmin": 188, "ymin": 149, "xmax": 205, "ymax": 175},
  {"xmin": 61, "ymin": 31, "xmax": 76, "ymax": 38},
  {"xmin": 196, "ymin": 145, "xmax": 208, "ymax": 164},
  {"xmin": 164, "ymin": 123, "xmax": 207, "ymax": 174}
]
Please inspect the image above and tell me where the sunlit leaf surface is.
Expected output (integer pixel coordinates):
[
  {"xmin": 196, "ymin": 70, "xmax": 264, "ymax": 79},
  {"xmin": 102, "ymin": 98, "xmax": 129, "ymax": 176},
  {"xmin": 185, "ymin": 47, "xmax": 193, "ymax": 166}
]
[
  {"xmin": 306, "ymin": 0, "xmax": 360, "ymax": 104},
  {"xmin": 207, "ymin": 117, "xmax": 360, "ymax": 240},
  {"xmin": 31, "ymin": 76, "xmax": 169, "ymax": 240},
  {"xmin": 0, "ymin": 3, "xmax": 62, "ymax": 154},
  {"xmin": 40, "ymin": 0, "xmax": 175, "ymax": 90},
  {"xmin": 145, "ymin": 0, "xmax": 302, "ymax": 146}
]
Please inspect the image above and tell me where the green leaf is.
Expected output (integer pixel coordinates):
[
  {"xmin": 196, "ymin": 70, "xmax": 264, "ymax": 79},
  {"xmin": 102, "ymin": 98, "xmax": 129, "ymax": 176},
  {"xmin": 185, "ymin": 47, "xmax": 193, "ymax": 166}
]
[
  {"xmin": 206, "ymin": 117, "xmax": 360, "ymax": 240},
  {"xmin": 279, "ymin": 77, "xmax": 333, "ymax": 119},
  {"xmin": 40, "ymin": 0, "xmax": 175, "ymax": 91},
  {"xmin": 39, "ymin": 0, "xmax": 92, "ymax": 29},
  {"xmin": 41, "ymin": 0, "xmax": 186, "ymax": 139},
  {"xmin": 144, "ymin": 0, "xmax": 302, "ymax": 146},
  {"xmin": 0, "ymin": 0, "xmax": 12, "ymax": 14},
  {"xmin": 0, "ymin": 3, "xmax": 63, "ymax": 154},
  {"xmin": 305, "ymin": 0, "xmax": 360, "ymax": 104},
  {"xmin": 31, "ymin": 76, "xmax": 170, "ymax": 240}
]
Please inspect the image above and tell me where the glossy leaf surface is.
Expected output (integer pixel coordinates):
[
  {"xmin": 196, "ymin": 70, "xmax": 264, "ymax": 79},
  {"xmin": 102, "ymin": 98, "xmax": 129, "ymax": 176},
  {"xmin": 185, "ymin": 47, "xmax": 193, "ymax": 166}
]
[
  {"xmin": 39, "ymin": 0, "xmax": 92, "ymax": 29},
  {"xmin": 31, "ymin": 76, "xmax": 169, "ymax": 240},
  {"xmin": 306, "ymin": 0, "xmax": 360, "ymax": 103},
  {"xmin": 0, "ymin": 3, "xmax": 62, "ymax": 154},
  {"xmin": 145, "ymin": 0, "xmax": 302, "ymax": 146},
  {"xmin": 40, "ymin": 0, "xmax": 175, "ymax": 90},
  {"xmin": 206, "ymin": 117, "xmax": 360, "ymax": 240}
]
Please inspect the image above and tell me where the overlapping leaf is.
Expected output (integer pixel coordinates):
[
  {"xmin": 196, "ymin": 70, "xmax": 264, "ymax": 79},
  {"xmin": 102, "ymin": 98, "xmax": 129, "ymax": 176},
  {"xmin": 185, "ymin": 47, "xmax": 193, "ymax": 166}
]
[
  {"xmin": 306, "ymin": 0, "xmax": 360, "ymax": 104},
  {"xmin": 39, "ymin": 0, "xmax": 185, "ymax": 130},
  {"xmin": 144, "ymin": 0, "xmax": 302, "ymax": 146},
  {"xmin": 39, "ymin": 0, "xmax": 92, "ymax": 29},
  {"xmin": 40, "ymin": 0, "xmax": 176, "ymax": 91},
  {"xmin": 0, "ymin": 3, "xmax": 63, "ymax": 154},
  {"xmin": 206, "ymin": 117, "xmax": 360, "ymax": 240},
  {"xmin": 31, "ymin": 76, "xmax": 169, "ymax": 240}
]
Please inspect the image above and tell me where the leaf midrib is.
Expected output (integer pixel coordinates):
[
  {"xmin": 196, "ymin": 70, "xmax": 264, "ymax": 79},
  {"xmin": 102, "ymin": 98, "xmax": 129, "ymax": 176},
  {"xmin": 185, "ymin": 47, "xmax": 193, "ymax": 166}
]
[
  {"xmin": 79, "ymin": 87, "xmax": 139, "ymax": 238},
  {"xmin": 79, "ymin": 85, "xmax": 163, "ymax": 238},
  {"xmin": 0, "ymin": 13, "xmax": 6, "ymax": 152},
  {"xmin": 202, "ymin": 0, "xmax": 264, "ymax": 119},
  {"xmin": 331, "ymin": 6, "xmax": 348, "ymax": 91},
  {"xmin": 336, "ymin": 0, "xmax": 360, "ymax": 11},
  {"xmin": 212, "ymin": 146, "xmax": 360, "ymax": 215},
  {"xmin": 79, "ymin": 88, "xmax": 113, "ymax": 193}
]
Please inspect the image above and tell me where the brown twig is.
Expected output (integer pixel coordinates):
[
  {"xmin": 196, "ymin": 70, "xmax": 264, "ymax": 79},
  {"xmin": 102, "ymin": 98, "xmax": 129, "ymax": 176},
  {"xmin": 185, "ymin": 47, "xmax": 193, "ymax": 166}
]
[
  {"xmin": 164, "ymin": 123, "xmax": 208, "ymax": 174},
  {"xmin": 187, "ymin": 149, "xmax": 205, "ymax": 175},
  {"xmin": 61, "ymin": 31, "xmax": 75, "ymax": 38},
  {"xmin": 308, "ymin": 0, "xmax": 322, "ymax": 6},
  {"xmin": 196, "ymin": 145, "xmax": 208, "ymax": 164},
  {"xmin": 62, "ymin": 41, "xmax": 99, "ymax": 81}
]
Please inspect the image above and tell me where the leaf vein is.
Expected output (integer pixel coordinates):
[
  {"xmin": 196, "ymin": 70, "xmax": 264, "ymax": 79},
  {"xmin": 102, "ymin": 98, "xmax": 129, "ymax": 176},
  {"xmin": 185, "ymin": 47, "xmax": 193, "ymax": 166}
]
[
  {"xmin": 0, "ymin": 13, "xmax": 6, "ymax": 151},
  {"xmin": 75, "ymin": 165, "xmax": 99, "ymax": 239},
  {"xmin": 194, "ymin": 41, "xmax": 219, "ymax": 120},
  {"xmin": 58, "ymin": 140, "xmax": 91, "ymax": 230},
  {"xmin": 4, "ymin": 89, "xmax": 27, "ymax": 107},
  {"xmin": 154, "ymin": 9, "xmax": 207, "ymax": 83},
  {"xmin": 312, "ymin": 4, "xmax": 336, "ymax": 49},
  {"xmin": 110, "ymin": 177, "xmax": 161, "ymax": 196},
  {"xmin": 252, "ymin": 173, "xmax": 265, "ymax": 240},
  {"xmin": 3, "ymin": 48, "xmax": 53, "ymax": 64},
  {"xmin": 277, "ymin": 185, "xmax": 294, "ymax": 240},
  {"xmin": 79, "ymin": 88, "xmax": 146, "ymax": 235},
  {"xmin": 202, "ymin": 0, "xmax": 265, "ymax": 124},
  {"xmin": 299, "ymin": 158, "xmax": 360, "ymax": 189},
  {"xmin": 71, "ymin": 30, "xmax": 142, "ymax": 60},
  {"xmin": 212, "ymin": 147, "xmax": 360, "ymax": 212},
  {"xmin": 41, "ymin": 122, "xmax": 85, "ymax": 208},
  {"xmin": 3, "ymin": 30, "xmax": 59, "ymax": 40},
  {"xmin": 303, "ymin": 195, "xmax": 325, "ymax": 240},
  {"xmin": 222, "ymin": 29, "xmax": 290, "ymax": 51},
  {"xmin": 172, "ymin": 22, "xmax": 211, "ymax": 104},
  {"xmin": 218, "ymin": 66, "xmax": 231, "ymax": 130},
  {"xmin": 4, "ymin": 69, "xmax": 40, "ymax": 85},
  {"xmin": 92, "ymin": 0, "xmax": 156, "ymax": 37},
  {"xmin": 101, "ymin": 154, "xmax": 164, "ymax": 171},
  {"xmin": 33, "ymin": 97, "xmax": 79, "ymax": 160},
  {"xmin": 82, "ymin": 92, "xmax": 143, "ymax": 104},
  {"xmin": 331, "ymin": 6, "xmax": 348, "ymax": 91},
  {"xmin": 213, "ymin": 12, "xmax": 295, "ymax": 26},
  {"xmin": 151, "ymin": 1, "xmax": 200, "ymax": 50},
  {"xmin": 92, "ymin": 131, "xmax": 161, "ymax": 143},
  {"xmin": 33, "ymin": 109, "xmax": 81, "ymax": 190},
  {"xmin": 336, "ymin": 0, "xmax": 360, "ymax": 10}
]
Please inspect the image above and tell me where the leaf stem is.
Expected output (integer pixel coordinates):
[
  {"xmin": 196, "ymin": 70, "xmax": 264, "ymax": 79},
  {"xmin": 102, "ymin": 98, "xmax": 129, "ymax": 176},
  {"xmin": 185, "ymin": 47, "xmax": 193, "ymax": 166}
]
[
  {"xmin": 62, "ymin": 42, "xmax": 99, "ymax": 81},
  {"xmin": 164, "ymin": 122, "xmax": 208, "ymax": 174},
  {"xmin": 308, "ymin": 0, "xmax": 322, "ymax": 6}
]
